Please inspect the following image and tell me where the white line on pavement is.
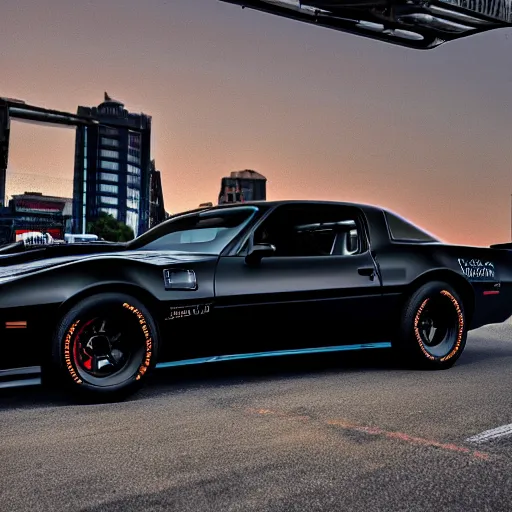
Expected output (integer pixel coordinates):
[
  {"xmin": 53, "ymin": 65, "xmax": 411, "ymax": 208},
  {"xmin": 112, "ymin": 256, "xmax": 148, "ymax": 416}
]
[{"xmin": 466, "ymin": 424, "xmax": 512, "ymax": 444}]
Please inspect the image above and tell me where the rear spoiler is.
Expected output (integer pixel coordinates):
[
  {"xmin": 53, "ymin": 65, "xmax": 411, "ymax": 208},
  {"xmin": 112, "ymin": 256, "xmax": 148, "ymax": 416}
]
[{"xmin": 490, "ymin": 242, "xmax": 512, "ymax": 250}]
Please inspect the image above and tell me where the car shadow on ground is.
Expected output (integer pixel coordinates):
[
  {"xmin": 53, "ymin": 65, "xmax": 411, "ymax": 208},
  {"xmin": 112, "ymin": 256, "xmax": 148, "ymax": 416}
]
[
  {"xmin": 147, "ymin": 348, "xmax": 400, "ymax": 391},
  {"xmin": 1, "ymin": 337, "xmax": 510, "ymax": 410},
  {"xmin": 140, "ymin": 336, "xmax": 512, "ymax": 397},
  {"xmin": 0, "ymin": 349, "xmax": 396, "ymax": 410}
]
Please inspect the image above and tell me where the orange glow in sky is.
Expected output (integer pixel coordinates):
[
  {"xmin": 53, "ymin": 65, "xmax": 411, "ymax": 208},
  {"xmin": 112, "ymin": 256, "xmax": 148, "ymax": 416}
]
[{"xmin": 2, "ymin": 0, "xmax": 512, "ymax": 246}]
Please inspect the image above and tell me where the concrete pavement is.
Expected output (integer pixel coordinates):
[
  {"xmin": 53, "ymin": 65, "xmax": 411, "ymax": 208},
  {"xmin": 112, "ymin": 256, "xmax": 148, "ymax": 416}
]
[{"xmin": 1, "ymin": 324, "xmax": 511, "ymax": 511}]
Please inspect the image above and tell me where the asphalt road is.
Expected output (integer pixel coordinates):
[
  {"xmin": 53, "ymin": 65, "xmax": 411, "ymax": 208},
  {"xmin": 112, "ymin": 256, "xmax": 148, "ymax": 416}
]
[{"xmin": 1, "ymin": 324, "xmax": 511, "ymax": 512}]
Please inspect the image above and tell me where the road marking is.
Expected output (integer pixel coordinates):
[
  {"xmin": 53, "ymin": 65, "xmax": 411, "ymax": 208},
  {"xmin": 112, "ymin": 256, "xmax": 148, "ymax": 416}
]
[
  {"xmin": 326, "ymin": 420, "xmax": 489, "ymax": 460},
  {"xmin": 466, "ymin": 424, "xmax": 512, "ymax": 444},
  {"xmin": 241, "ymin": 407, "xmax": 490, "ymax": 461}
]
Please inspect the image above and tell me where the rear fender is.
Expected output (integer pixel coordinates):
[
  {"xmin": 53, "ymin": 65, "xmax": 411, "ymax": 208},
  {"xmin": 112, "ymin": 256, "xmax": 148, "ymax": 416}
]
[{"xmin": 401, "ymin": 269, "xmax": 475, "ymax": 325}]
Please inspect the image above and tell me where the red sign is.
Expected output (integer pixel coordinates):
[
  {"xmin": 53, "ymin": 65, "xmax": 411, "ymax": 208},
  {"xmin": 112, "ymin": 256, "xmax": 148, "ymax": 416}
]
[
  {"xmin": 14, "ymin": 200, "xmax": 64, "ymax": 214},
  {"xmin": 15, "ymin": 228, "xmax": 62, "ymax": 239}
]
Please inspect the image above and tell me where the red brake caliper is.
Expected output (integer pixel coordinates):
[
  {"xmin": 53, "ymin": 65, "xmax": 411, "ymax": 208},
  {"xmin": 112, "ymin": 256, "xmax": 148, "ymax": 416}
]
[{"xmin": 72, "ymin": 319, "xmax": 96, "ymax": 370}]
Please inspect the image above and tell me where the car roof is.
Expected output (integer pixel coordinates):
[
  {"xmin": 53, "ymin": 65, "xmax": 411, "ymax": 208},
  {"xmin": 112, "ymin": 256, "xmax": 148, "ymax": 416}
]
[{"xmin": 172, "ymin": 200, "xmax": 384, "ymax": 217}]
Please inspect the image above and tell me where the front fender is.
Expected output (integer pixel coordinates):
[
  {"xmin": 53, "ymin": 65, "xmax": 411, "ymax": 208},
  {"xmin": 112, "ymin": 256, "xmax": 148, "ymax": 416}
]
[
  {"xmin": 0, "ymin": 255, "xmax": 217, "ymax": 370},
  {"xmin": 0, "ymin": 256, "xmax": 217, "ymax": 310}
]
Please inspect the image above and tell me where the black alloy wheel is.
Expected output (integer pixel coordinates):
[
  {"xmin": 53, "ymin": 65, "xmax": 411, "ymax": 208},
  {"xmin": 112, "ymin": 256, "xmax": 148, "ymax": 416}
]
[
  {"xmin": 396, "ymin": 281, "xmax": 467, "ymax": 369},
  {"xmin": 52, "ymin": 293, "xmax": 159, "ymax": 401}
]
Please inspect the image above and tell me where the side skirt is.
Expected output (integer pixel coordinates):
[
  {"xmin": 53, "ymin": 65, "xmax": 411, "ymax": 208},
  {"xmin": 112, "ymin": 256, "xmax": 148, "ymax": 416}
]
[
  {"xmin": 0, "ymin": 342, "xmax": 393, "ymax": 389},
  {"xmin": 156, "ymin": 342, "xmax": 392, "ymax": 369},
  {"xmin": 0, "ymin": 366, "xmax": 42, "ymax": 389}
]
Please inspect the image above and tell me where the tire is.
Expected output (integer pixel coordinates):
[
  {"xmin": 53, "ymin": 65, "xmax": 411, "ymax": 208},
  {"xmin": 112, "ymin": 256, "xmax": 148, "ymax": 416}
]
[
  {"xmin": 394, "ymin": 281, "xmax": 467, "ymax": 370},
  {"xmin": 51, "ymin": 293, "xmax": 159, "ymax": 402}
]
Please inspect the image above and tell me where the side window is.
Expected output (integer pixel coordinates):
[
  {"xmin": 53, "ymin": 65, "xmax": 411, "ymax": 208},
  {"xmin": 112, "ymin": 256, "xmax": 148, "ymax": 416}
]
[
  {"xmin": 252, "ymin": 205, "xmax": 364, "ymax": 257},
  {"xmin": 385, "ymin": 211, "xmax": 438, "ymax": 242}
]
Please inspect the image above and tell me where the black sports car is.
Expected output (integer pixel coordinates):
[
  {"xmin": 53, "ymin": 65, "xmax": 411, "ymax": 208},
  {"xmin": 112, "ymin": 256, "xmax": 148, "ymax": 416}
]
[{"xmin": 1, "ymin": 200, "xmax": 511, "ymax": 400}]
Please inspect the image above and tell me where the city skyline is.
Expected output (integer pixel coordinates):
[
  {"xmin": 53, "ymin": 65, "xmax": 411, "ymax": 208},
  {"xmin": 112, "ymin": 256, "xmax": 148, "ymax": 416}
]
[{"xmin": 2, "ymin": 0, "xmax": 512, "ymax": 246}]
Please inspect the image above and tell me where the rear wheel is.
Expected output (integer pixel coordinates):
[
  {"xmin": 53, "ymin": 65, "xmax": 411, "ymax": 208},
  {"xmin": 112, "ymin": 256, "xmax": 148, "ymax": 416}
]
[
  {"xmin": 395, "ymin": 281, "xmax": 467, "ymax": 369},
  {"xmin": 51, "ymin": 293, "xmax": 159, "ymax": 401}
]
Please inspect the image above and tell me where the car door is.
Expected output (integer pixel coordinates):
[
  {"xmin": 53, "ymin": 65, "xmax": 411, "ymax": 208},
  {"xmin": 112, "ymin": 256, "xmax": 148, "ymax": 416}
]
[{"xmin": 213, "ymin": 203, "xmax": 386, "ymax": 355}]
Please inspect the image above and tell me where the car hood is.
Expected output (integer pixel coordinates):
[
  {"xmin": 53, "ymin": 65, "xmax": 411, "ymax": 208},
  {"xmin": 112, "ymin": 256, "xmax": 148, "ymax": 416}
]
[
  {"xmin": 0, "ymin": 241, "xmax": 128, "ymax": 264},
  {"xmin": 0, "ymin": 249, "xmax": 218, "ymax": 282}
]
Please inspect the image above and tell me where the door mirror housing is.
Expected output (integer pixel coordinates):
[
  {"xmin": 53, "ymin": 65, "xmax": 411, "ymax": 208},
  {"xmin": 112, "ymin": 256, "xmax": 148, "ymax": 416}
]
[{"xmin": 245, "ymin": 243, "xmax": 276, "ymax": 266}]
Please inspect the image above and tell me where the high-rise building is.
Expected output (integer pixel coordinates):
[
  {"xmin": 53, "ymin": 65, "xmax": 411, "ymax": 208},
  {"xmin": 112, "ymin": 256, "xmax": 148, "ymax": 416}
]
[
  {"xmin": 72, "ymin": 93, "xmax": 152, "ymax": 237},
  {"xmin": 218, "ymin": 170, "xmax": 267, "ymax": 205}
]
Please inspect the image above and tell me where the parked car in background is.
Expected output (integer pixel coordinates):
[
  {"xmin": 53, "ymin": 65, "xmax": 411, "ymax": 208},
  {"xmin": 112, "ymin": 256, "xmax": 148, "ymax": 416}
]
[
  {"xmin": 64, "ymin": 234, "xmax": 99, "ymax": 244},
  {"xmin": 16, "ymin": 231, "xmax": 54, "ymax": 245}
]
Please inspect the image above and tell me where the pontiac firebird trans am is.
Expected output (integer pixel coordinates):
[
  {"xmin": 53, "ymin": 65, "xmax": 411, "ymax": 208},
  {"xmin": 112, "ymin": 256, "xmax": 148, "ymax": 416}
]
[{"xmin": 0, "ymin": 200, "xmax": 511, "ymax": 401}]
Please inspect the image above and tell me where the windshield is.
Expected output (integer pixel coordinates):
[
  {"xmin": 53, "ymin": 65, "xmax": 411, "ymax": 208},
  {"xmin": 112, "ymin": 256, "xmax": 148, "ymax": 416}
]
[{"xmin": 129, "ymin": 206, "xmax": 259, "ymax": 255}]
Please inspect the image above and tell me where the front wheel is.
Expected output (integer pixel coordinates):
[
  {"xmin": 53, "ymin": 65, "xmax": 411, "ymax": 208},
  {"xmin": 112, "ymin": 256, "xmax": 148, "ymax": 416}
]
[
  {"xmin": 51, "ymin": 293, "xmax": 159, "ymax": 401},
  {"xmin": 394, "ymin": 281, "xmax": 467, "ymax": 370}
]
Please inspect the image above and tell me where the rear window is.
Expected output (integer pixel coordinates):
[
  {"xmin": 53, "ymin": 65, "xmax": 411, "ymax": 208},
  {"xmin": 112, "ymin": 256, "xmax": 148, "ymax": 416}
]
[{"xmin": 384, "ymin": 211, "xmax": 438, "ymax": 242}]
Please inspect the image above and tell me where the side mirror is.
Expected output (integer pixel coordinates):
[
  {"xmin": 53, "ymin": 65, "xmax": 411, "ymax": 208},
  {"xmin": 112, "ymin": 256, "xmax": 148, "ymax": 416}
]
[{"xmin": 245, "ymin": 243, "xmax": 276, "ymax": 266}]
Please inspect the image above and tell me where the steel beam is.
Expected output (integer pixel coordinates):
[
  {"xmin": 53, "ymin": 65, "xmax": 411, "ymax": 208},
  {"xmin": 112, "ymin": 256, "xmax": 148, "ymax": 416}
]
[
  {"xmin": 0, "ymin": 98, "xmax": 104, "ymax": 210},
  {"xmin": 0, "ymin": 104, "xmax": 10, "ymax": 208}
]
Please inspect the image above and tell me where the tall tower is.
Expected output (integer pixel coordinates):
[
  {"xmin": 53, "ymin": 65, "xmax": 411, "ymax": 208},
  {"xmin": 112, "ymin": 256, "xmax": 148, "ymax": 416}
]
[{"xmin": 72, "ymin": 93, "xmax": 152, "ymax": 237}]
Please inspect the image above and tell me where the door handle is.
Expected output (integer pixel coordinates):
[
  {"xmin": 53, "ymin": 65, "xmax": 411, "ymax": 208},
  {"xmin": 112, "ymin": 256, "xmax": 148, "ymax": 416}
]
[{"xmin": 358, "ymin": 267, "xmax": 375, "ymax": 280}]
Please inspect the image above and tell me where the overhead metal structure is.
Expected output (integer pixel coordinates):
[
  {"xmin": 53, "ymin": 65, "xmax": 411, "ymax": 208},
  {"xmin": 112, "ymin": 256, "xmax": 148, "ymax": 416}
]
[
  {"xmin": 0, "ymin": 97, "xmax": 101, "ymax": 208},
  {"xmin": 220, "ymin": 0, "xmax": 512, "ymax": 49}
]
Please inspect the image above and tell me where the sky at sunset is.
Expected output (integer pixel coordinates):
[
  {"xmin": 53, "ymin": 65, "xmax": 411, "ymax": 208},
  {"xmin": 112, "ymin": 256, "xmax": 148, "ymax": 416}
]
[{"xmin": 1, "ymin": 0, "xmax": 512, "ymax": 246}]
